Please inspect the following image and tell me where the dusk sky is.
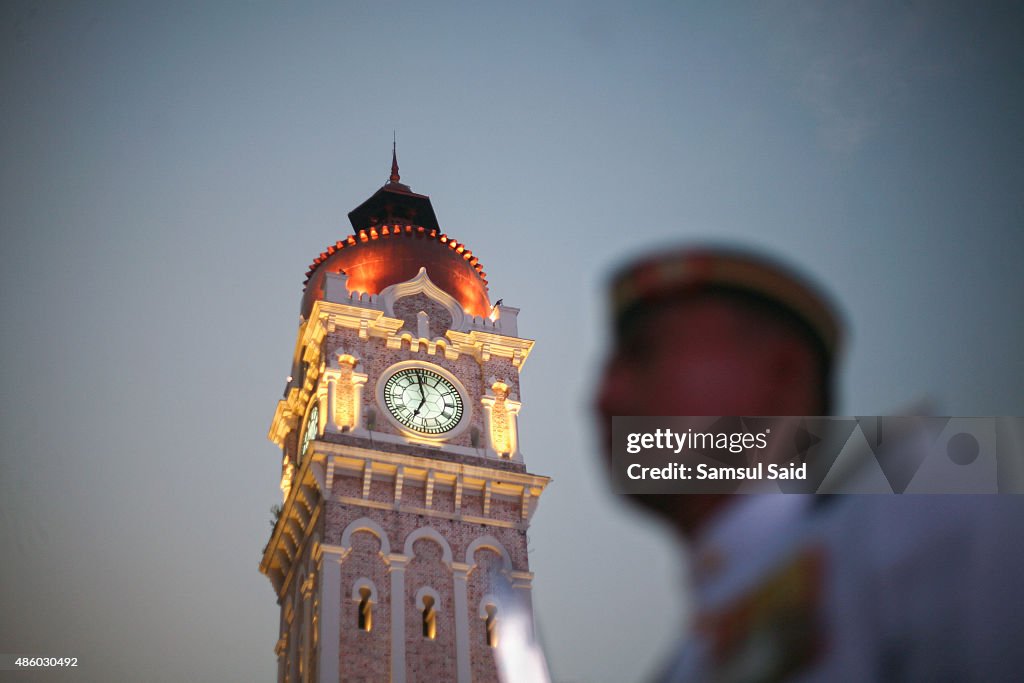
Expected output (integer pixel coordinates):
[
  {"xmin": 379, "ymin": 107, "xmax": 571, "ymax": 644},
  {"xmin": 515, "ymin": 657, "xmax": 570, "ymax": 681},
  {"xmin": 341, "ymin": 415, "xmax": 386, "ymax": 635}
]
[{"xmin": 2, "ymin": 2, "xmax": 1022, "ymax": 682}]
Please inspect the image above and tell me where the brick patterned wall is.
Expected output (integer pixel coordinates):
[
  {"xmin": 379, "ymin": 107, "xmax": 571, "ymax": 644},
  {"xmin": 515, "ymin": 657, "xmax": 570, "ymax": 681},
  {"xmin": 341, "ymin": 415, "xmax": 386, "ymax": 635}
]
[
  {"xmin": 404, "ymin": 481, "xmax": 426, "ymax": 509},
  {"xmin": 323, "ymin": 498, "xmax": 531, "ymax": 683},
  {"xmin": 405, "ymin": 538, "xmax": 457, "ymax": 682},
  {"xmin": 338, "ymin": 530, "xmax": 391, "ymax": 682},
  {"xmin": 324, "ymin": 502, "xmax": 530, "ymax": 572},
  {"xmin": 367, "ymin": 478, "xmax": 392, "ymax": 505},
  {"xmin": 462, "ymin": 490, "xmax": 485, "ymax": 517},
  {"xmin": 467, "ymin": 548, "xmax": 508, "ymax": 682},
  {"xmin": 334, "ymin": 473, "xmax": 362, "ymax": 500},
  {"xmin": 392, "ymin": 293, "xmax": 453, "ymax": 340},
  {"xmin": 431, "ymin": 484, "xmax": 456, "ymax": 514},
  {"xmin": 489, "ymin": 497, "xmax": 519, "ymax": 522}
]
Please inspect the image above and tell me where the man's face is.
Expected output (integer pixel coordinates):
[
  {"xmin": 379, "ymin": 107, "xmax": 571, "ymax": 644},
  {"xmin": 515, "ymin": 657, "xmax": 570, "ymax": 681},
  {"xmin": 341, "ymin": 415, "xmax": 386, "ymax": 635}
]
[
  {"xmin": 595, "ymin": 288, "xmax": 826, "ymax": 530},
  {"xmin": 596, "ymin": 297, "xmax": 778, "ymax": 432},
  {"xmin": 595, "ymin": 297, "xmax": 780, "ymax": 527}
]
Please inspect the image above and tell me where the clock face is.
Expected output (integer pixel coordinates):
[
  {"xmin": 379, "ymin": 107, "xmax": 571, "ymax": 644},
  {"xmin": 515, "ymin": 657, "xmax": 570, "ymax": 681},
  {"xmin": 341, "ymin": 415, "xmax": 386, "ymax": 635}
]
[
  {"xmin": 300, "ymin": 403, "xmax": 318, "ymax": 462},
  {"xmin": 383, "ymin": 367, "xmax": 464, "ymax": 435}
]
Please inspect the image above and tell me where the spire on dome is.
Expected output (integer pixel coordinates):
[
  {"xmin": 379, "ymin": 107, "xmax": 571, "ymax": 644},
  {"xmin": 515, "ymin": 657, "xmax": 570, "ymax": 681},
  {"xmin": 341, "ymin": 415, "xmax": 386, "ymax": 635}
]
[
  {"xmin": 348, "ymin": 141, "xmax": 439, "ymax": 234},
  {"xmin": 389, "ymin": 133, "xmax": 400, "ymax": 184}
]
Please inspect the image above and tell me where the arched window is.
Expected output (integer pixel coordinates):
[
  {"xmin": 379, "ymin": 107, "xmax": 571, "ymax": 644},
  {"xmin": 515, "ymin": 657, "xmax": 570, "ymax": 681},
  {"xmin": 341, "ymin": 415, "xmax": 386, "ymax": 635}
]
[
  {"xmin": 415, "ymin": 586, "xmax": 442, "ymax": 642},
  {"xmin": 357, "ymin": 586, "xmax": 372, "ymax": 632},
  {"xmin": 484, "ymin": 604, "xmax": 498, "ymax": 648},
  {"xmin": 421, "ymin": 595, "xmax": 436, "ymax": 640},
  {"xmin": 351, "ymin": 579, "xmax": 378, "ymax": 634}
]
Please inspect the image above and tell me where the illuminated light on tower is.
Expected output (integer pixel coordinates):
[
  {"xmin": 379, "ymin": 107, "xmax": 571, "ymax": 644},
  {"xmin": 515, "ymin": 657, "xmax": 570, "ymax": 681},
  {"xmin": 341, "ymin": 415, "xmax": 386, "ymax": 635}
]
[{"xmin": 261, "ymin": 148, "xmax": 549, "ymax": 683}]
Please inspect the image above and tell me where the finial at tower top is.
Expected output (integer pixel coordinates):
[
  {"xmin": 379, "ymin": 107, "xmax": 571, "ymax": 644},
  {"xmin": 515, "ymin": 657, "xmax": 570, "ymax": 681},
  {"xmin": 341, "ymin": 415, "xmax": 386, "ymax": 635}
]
[{"xmin": 389, "ymin": 133, "xmax": 400, "ymax": 184}]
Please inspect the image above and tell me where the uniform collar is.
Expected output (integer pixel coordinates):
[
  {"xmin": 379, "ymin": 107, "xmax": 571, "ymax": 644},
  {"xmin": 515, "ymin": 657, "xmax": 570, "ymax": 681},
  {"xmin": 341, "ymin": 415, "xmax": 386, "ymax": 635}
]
[{"xmin": 689, "ymin": 494, "xmax": 813, "ymax": 608}]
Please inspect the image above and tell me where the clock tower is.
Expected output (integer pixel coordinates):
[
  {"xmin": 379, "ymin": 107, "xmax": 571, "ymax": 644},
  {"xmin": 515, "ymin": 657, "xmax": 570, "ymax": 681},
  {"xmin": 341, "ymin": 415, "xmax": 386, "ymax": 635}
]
[{"xmin": 260, "ymin": 150, "xmax": 549, "ymax": 683}]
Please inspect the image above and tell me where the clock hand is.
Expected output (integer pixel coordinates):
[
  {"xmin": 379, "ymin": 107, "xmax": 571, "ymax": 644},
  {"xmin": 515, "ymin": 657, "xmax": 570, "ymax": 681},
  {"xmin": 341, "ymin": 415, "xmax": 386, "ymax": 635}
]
[{"xmin": 413, "ymin": 372, "xmax": 427, "ymax": 415}]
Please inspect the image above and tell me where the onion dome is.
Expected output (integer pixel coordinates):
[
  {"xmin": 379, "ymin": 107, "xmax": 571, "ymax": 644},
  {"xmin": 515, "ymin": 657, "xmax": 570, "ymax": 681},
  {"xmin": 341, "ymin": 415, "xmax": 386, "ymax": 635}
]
[{"xmin": 301, "ymin": 148, "xmax": 490, "ymax": 319}]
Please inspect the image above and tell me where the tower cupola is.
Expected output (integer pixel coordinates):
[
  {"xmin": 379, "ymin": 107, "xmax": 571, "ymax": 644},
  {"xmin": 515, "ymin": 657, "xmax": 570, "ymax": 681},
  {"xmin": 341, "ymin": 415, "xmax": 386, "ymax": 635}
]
[{"xmin": 300, "ymin": 149, "xmax": 490, "ymax": 319}]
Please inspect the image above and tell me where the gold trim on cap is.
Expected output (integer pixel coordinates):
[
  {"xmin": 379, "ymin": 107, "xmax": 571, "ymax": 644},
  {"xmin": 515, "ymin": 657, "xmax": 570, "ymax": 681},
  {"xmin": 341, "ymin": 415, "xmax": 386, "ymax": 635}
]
[{"xmin": 611, "ymin": 249, "xmax": 842, "ymax": 355}]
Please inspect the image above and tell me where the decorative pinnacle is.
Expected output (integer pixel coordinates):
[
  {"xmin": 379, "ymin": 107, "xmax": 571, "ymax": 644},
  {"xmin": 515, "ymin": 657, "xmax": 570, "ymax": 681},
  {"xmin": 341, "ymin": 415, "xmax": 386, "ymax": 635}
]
[{"xmin": 389, "ymin": 134, "xmax": 400, "ymax": 184}]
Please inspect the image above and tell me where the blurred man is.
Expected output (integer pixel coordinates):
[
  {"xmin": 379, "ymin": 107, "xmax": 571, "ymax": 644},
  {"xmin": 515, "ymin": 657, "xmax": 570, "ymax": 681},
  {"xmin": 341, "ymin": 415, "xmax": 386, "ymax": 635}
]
[{"xmin": 595, "ymin": 246, "xmax": 1024, "ymax": 682}]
